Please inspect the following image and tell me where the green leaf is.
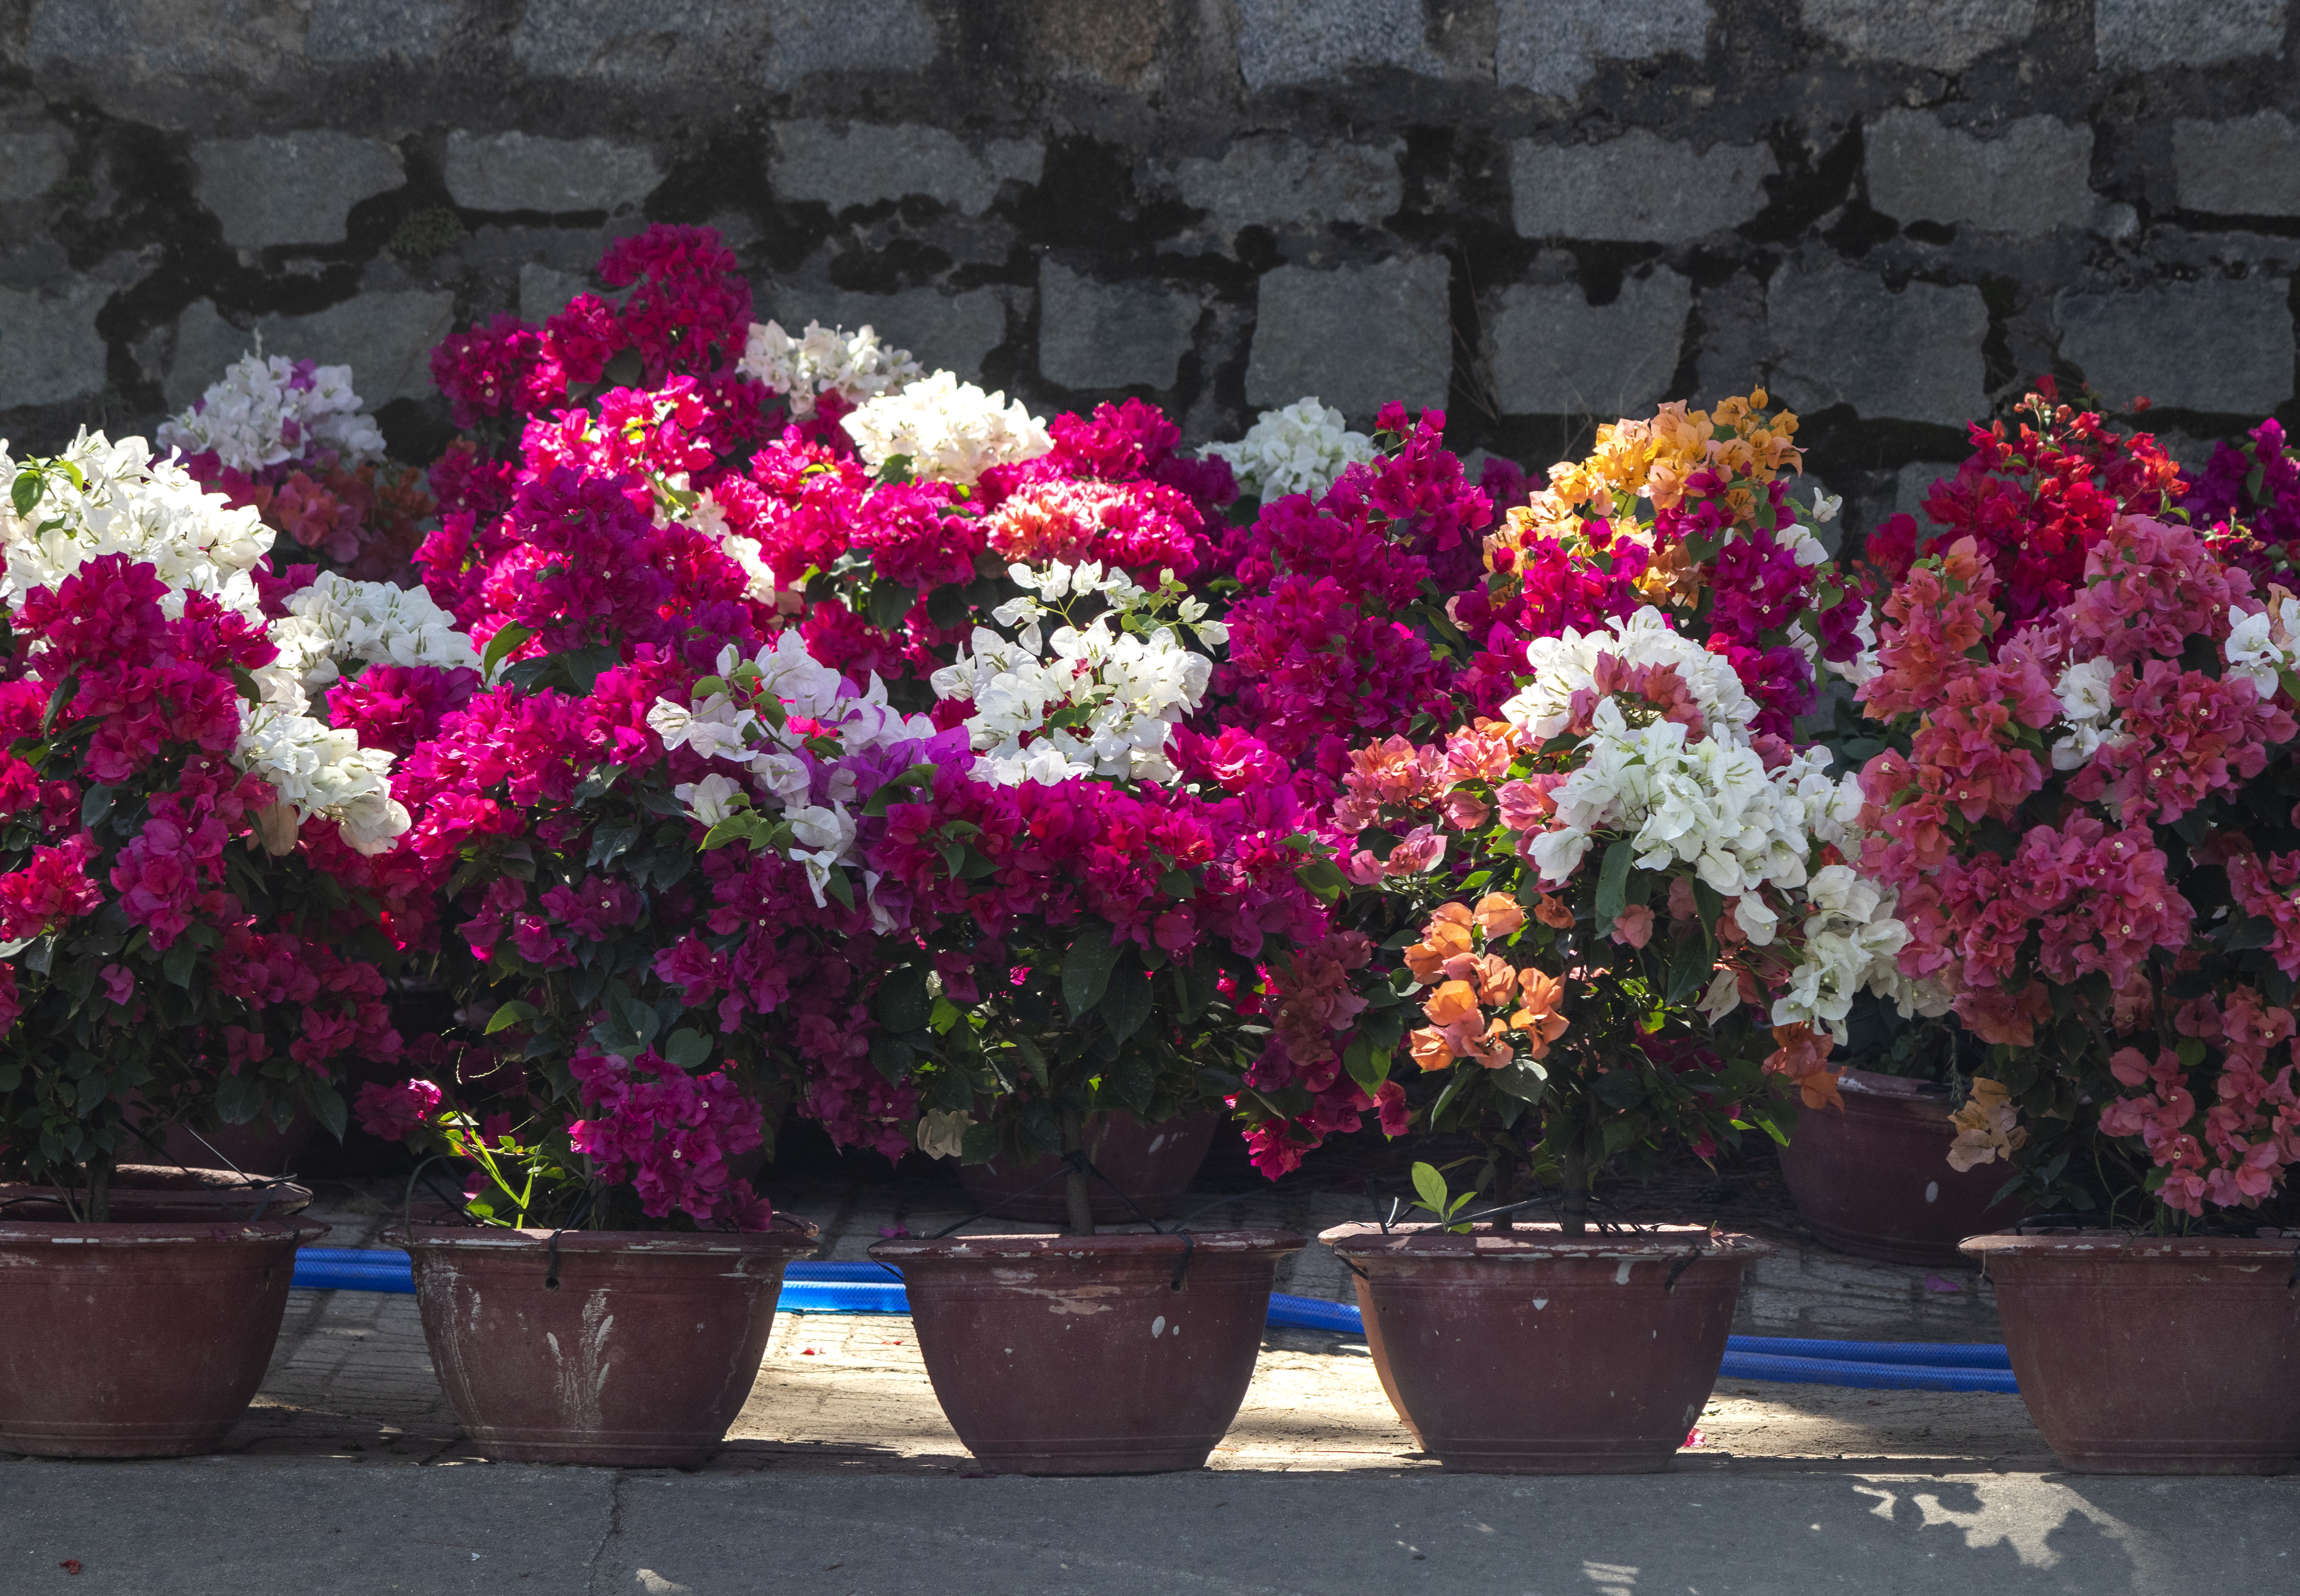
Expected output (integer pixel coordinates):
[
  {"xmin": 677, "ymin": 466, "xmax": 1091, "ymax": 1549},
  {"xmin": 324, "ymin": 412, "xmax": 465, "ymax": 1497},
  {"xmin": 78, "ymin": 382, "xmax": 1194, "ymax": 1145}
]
[
  {"xmin": 1062, "ymin": 922, "xmax": 1123, "ymax": 1020},
  {"xmin": 1342, "ymin": 1034, "xmax": 1391, "ymax": 1092},
  {"xmin": 587, "ymin": 821, "xmax": 642, "ymax": 870},
  {"xmin": 1410, "ymin": 1161, "xmax": 1450, "ymax": 1213},
  {"xmin": 229, "ymin": 664, "xmax": 263, "ymax": 705},
  {"xmin": 481, "ymin": 622, "xmax": 536, "ymax": 677},
  {"xmin": 78, "ymin": 785, "xmax": 113, "ymax": 829},
  {"xmin": 869, "ymin": 1031, "xmax": 916, "ymax": 1083},
  {"xmin": 925, "ymin": 582, "xmax": 972, "ymax": 630},
  {"xmin": 874, "ymin": 966, "xmax": 933, "ymax": 1033},
  {"xmin": 41, "ymin": 671, "xmax": 77, "ymax": 734},
  {"xmin": 1490, "ymin": 1058, "xmax": 1548, "ymax": 1103},
  {"xmin": 1293, "ymin": 858, "xmax": 1347, "ymax": 902},
  {"xmin": 308, "ymin": 1081, "xmax": 349, "ymax": 1143},
  {"xmin": 1102, "ymin": 963, "xmax": 1153, "ymax": 1044},
  {"xmin": 1594, "ymin": 1069, "xmax": 1645, "ymax": 1110},
  {"xmin": 1593, "ymin": 840, "xmax": 1636, "ymax": 931},
  {"xmin": 1664, "ymin": 930, "xmax": 1710, "ymax": 1004},
  {"xmin": 160, "ymin": 938, "xmax": 198, "ymax": 988},
  {"xmin": 661, "ymin": 1027, "xmax": 714, "ymax": 1070},
  {"xmin": 1157, "ymin": 867, "xmax": 1198, "ymax": 900},
  {"xmin": 866, "ymin": 581, "xmax": 917, "ymax": 630},
  {"xmin": 485, "ymin": 1000, "xmax": 539, "ymax": 1035},
  {"xmin": 823, "ymin": 868, "xmax": 856, "ymax": 910},
  {"xmin": 2226, "ymin": 914, "xmax": 2275, "ymax": 953},
  {"xmin": 11, "ymin": 470, "xmax": 44, "ymax": 517}
]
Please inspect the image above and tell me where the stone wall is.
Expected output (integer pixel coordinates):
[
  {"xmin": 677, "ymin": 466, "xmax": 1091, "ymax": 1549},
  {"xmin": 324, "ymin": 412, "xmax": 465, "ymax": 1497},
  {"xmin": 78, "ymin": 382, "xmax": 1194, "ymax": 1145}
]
[{"xmin": 4, "ymin": 0, "xmax": 2300, "ymax": 525}]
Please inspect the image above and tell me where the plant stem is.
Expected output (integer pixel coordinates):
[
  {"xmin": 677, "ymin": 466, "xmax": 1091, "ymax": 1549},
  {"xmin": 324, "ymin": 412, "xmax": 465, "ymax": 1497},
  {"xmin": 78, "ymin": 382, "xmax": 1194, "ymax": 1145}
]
[
  {"xmin": 1559, "ymin": 1144, "xmax": 1590, "ymax": 1238},
  {"xmin": 87, "ymin": 1154, "xmax": 113, "ymax": 1227},
  {"xmin": 1059, "ymin": 1108, "xmax": 1095, "ymax": 1238},
  {"xmin": 1491, "ymin": 1136, "xmax": 1521, "ymax": 1233}
]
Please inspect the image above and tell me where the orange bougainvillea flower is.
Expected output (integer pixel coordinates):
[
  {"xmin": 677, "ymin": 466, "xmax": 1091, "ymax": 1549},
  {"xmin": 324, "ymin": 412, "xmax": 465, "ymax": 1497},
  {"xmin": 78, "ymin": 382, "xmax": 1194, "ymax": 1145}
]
[
  {"xmin": 1450, "ymin": 1017, "xmax": 1514, "ymax": 1070},
  {"xmin": 1472, "ymin": 892, "xmax": 1524, "ymax": 939},
  {"xmin": 1470, "ymin": 954, "xmax": 1517, "ymax": 1007},
  {"xmin": 1762, "ymin": 1022, "xmax": 1841, "ymax": 1107},
  {"xmin": 1408, "ymin": 1026, "xmax": 1455, "ymax": 1073},
  {"xmin": 1403, "ymin": 903, "xmax": 1476, "ymax": 984},
  {"xmin": 1533, "ymin": 893, "xmax": 1573, "ymax": 929},
  {"xmin": 1422, "ymin": 979, "xmax": 1482, "ymax": 1028},
  {"xmin": 1508, "ymin": 968, "xmax": 1570, "ymax": 1057}
]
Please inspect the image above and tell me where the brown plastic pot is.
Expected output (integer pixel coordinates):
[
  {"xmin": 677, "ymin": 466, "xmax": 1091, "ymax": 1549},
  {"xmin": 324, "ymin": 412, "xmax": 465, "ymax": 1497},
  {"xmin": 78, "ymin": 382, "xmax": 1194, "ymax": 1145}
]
[
  {"xmin": 393, "ymin": 1218, "xmax": 820, "ymax": 1467},
  {"xmin": 0, "ymin": 1211, "xmax": 327, "ymax": 1456},
  {"xmin": 953, "ymin": 1111, "xmax": 1221, "ymax": 1225},
  {"xmin": 1777, "ymin": 1067, "xmax": 2023, "ymax": 1266},
  {"xmin": 1326, "ymin": 1222, "xmax": 1774, "ymax": 1473},
  {"xmin": 0, "ymin": 1164, "xmax": 311, "ymax": 1223},
  {"xmin": 1962, "ymin": 1231, "xmax": 2300, "ymax": 1474},
  {"xmin": 871, "ymin": 1229, "xmax": 1302, "ymax": 1474}
]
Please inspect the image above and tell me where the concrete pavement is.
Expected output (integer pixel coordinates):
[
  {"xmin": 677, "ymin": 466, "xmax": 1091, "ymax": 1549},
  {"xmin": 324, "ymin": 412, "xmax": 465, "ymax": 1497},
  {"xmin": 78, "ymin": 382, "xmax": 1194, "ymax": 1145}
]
[{"xmin": 7, "ymin": 1461, "xmax": 2294, "ymax": 1593}]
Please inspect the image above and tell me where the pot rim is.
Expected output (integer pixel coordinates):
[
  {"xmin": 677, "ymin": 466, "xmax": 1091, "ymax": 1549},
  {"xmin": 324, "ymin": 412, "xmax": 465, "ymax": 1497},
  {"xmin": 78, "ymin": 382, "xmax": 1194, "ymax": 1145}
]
[
  {"xmin": 0, "ymin": 1215, "xmax": 327, "ymax": 1247},
  {"xmin": 388, "ymin": 1217, "xmax": 820, "ymax": 1255},
  {"xmin": 871, "ymin": 1227, "xmax": 1304, "ymax": 1261},
  {"xmin": 1959, "ymin": 1229, "xmax": 2300, "ymax": 1261},
  {"xmin": 1321, "ymin": 1219, "xmax": 1775, "ymax": 1260},
  {"xmin": 1832, "ymin": 1065, "xmax": 1953, "ymax": 1100}
]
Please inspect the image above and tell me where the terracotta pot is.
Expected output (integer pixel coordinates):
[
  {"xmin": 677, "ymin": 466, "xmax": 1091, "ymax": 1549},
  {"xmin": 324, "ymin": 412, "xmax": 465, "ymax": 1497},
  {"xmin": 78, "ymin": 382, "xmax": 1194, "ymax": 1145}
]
[
  {"xmin": 1325, "ymin": 1222, "xmax": 1773, "ymax": 1473},
  {"xmin": 0, "ymin": 1211, "xmax": 327, "ymax": 1457},
  {"xmin": 162, "ymin": 1110, "xmax": 318, "ymax": 1177},
  {"xmin": 871, "ymin": 1229, "xmax": 1303, "ymax": 1474},
  {"xmin": 953, "ymin": 1111, "xmax": 1220, "ymax": 1225},
  {"xmin": 0, "ymin": 1164, "xmax": 311, "ymax": 1223},
  {"xmin": 1962, "ymin": 1231, "xmax": 2300, "ymax": 1474},
  {"xmin": 393, "ymin": 1218, "xmax": 821, "ymax": 1467},
  {"xmin": 1777, "ymin": 1066, "xmax": 2024, "ymax": 1266}
]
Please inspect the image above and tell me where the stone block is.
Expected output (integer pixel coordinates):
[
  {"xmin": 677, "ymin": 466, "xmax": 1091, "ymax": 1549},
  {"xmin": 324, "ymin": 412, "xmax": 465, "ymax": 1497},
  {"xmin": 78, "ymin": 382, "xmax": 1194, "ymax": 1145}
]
[
  {"xmin": 2175, "ymin": 112, "xmax": 2300, "ymax": 216},
  {"xmin": 1495, "ymin": 0, "xmax": 1711, "ymax": 98},
  {"xmin": 1489, "ymin": 271, "xmax": 1692, "ymax": 416},
  {"xmin": 1512, "ymin": 131, "xmax": 1774, "ymax": 243},
  {"xmin": 768, "ymin": 286, "xmax": 1011, "ymax": 384},
  {"xmin": 1865, "ymin": 111, "xmax": 2094, "ymax": 234},
  {"xmin": 1245, "ymin": 257, "xmax": 1452, "ymax": 420},
  {"xmin": 759, "ymin": 0, "xmax": 939, "ymax": 87},
  {"xmin": 1766, "ymin": 268, "xmax": 1988, "ymax": 426},
  {"xmin": 2096, "ymin": 0, "xmax": 2286, "ymax": 69},
  {"xmin": 1167, "ymin": 137, "xmax": 1401, "ymax": 236},
  {"xmin": 191, "ymin": 132, "xmax": 405, "ymax": 248},
  {"xmin": 772, "ymin": 123, "xmax": 1041, "ymax": 216},
  {"xmin": 305, "ymin": 0, "xmax": 456, "ymax": 58},
  {"xmin": 1235, "ymin": 0, "xmax": 1453, "ymax": 89},
  {"xmin": 1037, "ymin": 261, "xmax": 1200, "ymax": 392},
  {"xmin": 168, "ymin": 292, "xmax": 457, "ymax": 410},
  {"xmin": 519, "ymin": 263, "xmax": 593, "ymax": 323},
  {"xmin": 509, "ymin": 0, "xmax": 764, "ymax": 76},
  {"xmin": 444, "ymin": 132, "xmax": 661, "ymax": 214},
  {"xmin": 0, "ymin": 283, "xmax": 108, "ymax": 409},
  {"xmin": 1799, "ymin": 0, "xmax": 2037, "ymax": 69},
  {"xmin": 2055, "ymin": 278, "xmax": 2294, "ymax": 415},
  {"xmin": 0, "ymin": 129, "xmax": 71, "ymax": 204},
  {"xmin": 27, "ymin": 0, "xmax": 306, "ymax": 75}
]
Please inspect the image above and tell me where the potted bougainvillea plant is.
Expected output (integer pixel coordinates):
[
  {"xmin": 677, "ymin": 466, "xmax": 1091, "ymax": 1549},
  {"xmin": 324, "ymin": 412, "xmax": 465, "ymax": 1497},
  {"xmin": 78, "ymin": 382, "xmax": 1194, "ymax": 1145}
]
[
  {"xmin": 851, "ymin": 495, "xmax": 1324, "ymax": 1475},
  {"xmin": 1783, "ymin": 388, "xmax": 2188, "ymax": 1265},
  {"xmin": 1282, "ymin": 393, "xmax": 1925, "ymax": 1472},
  {"xmin": 0, "ymin": 435, "xmax": 413, "ymax": 1457},
  {"xmin": 1854, "ymin": 484, "xmax": 2300, "ymax": 1473}
]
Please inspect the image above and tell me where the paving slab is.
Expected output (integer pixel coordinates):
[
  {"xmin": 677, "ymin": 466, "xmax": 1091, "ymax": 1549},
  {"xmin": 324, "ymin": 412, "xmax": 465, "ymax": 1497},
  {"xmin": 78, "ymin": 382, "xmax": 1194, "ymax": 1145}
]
[{"xmin": 6, "ymin": 1459, "xmax": 2294, "ymax": 1594}]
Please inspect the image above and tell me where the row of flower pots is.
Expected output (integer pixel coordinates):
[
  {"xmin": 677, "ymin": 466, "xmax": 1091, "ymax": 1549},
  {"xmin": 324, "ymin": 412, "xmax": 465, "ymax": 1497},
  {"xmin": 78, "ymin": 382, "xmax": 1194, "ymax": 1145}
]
[{"xmin": 9, "ymin": 1148, "xmax": 2300, "ymax": 1476}]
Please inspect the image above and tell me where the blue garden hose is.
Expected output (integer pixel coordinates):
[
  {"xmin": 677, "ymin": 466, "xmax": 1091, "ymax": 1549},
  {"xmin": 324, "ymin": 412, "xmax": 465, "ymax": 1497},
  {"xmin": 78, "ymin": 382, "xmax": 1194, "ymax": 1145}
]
[{"xmin": 291, "ymin": 1247, "xmax": 2017, "ymax": 1392}]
